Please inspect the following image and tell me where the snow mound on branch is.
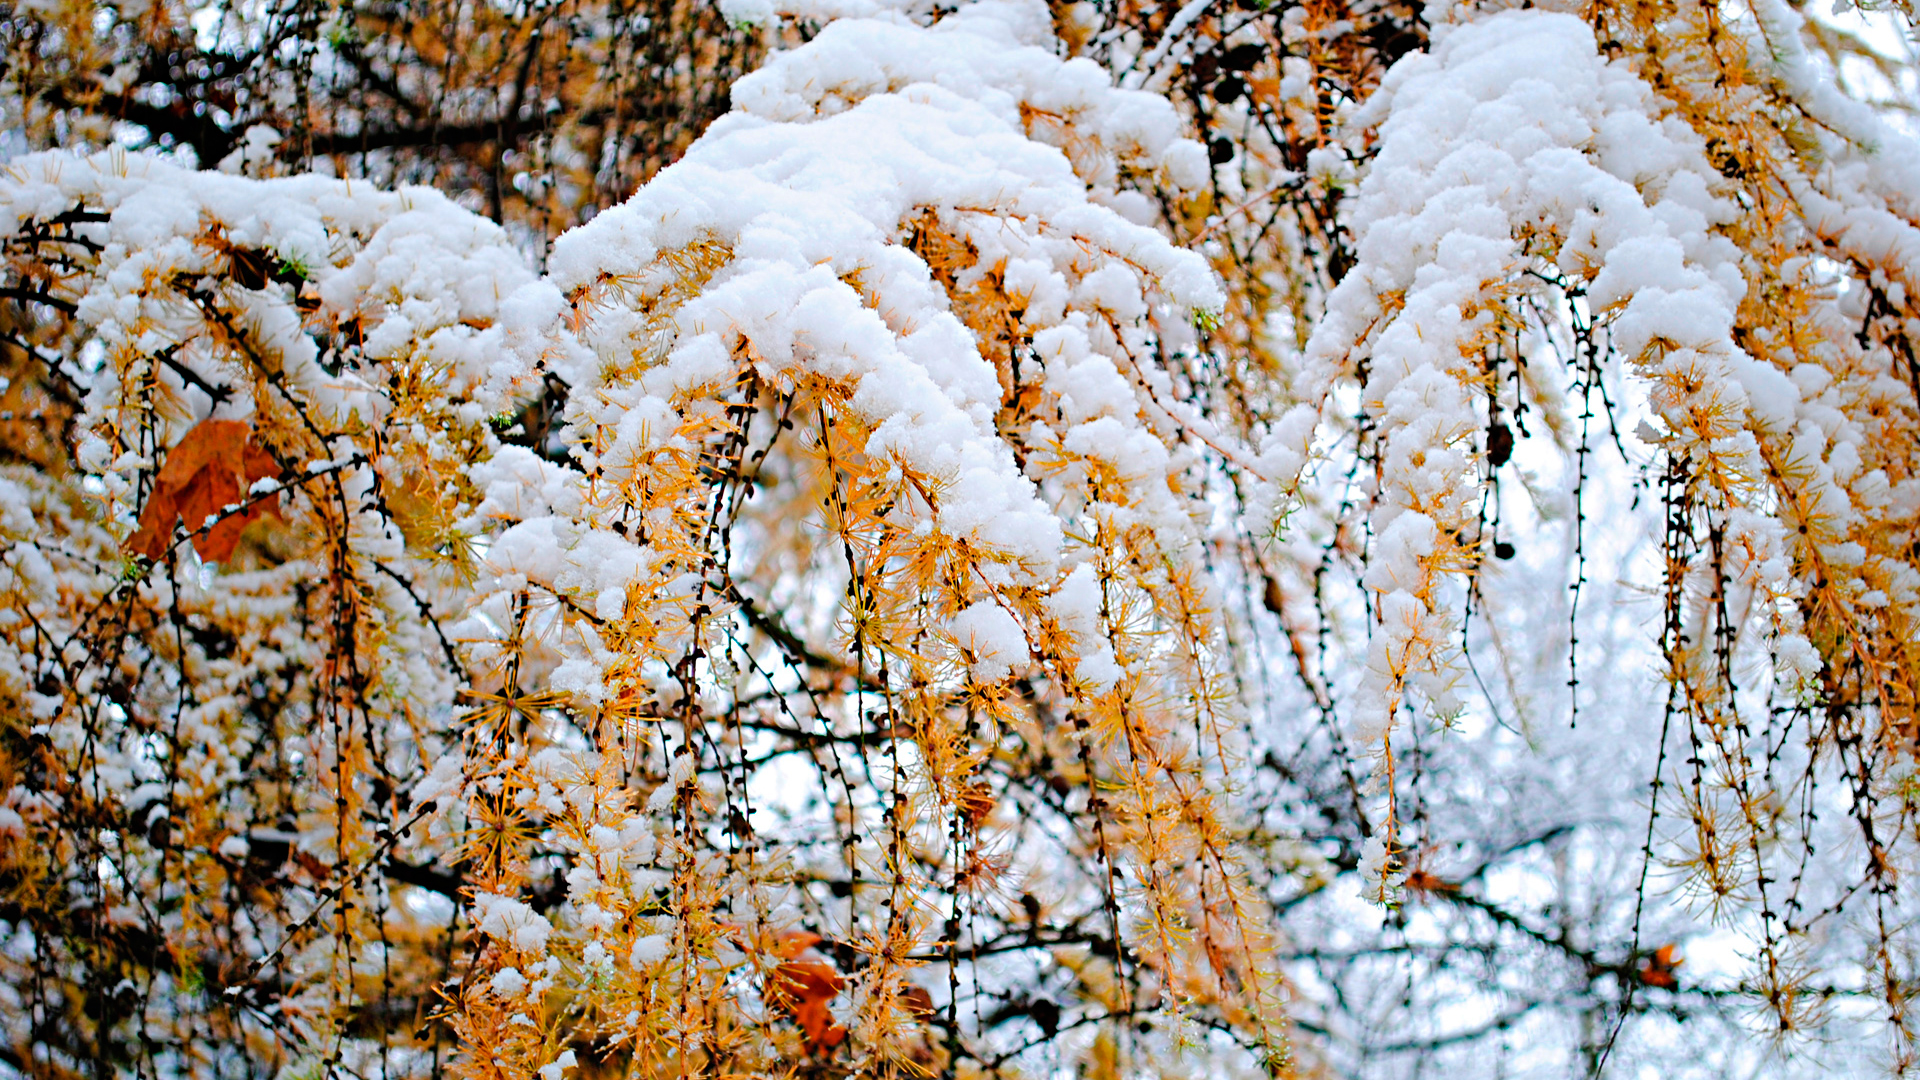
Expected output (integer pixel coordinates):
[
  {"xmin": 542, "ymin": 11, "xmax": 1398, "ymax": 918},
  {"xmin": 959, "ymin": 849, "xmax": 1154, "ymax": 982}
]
[
  {"xmin": 728, "ymin": 5, "xmax": 1201, "ymax": 191},
  {"xmin": 498, "ymin": 0, "xmax": 1224, "ymax": 688},
  {"xmin": 0, "ymin": 150, "xmax": 560, "ymax": 461},
  {"xmin": 0, "ymin": 149, "xmax": 568, "ymax": 605},
  {"xmin": 1743, "ymin": 0, "xmax": 1920, "ymax": 308},
  {"xmin": 1298, "ymin": 10, "xmax": 1791, "ymax": 901}
]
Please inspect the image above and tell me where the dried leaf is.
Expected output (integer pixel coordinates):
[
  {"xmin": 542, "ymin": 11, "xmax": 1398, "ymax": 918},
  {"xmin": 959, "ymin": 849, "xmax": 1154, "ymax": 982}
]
[
  {"xmin": 898, "ymin": 984, "xmax": 935, "ymax": 1020},
  {"xmin": 1403, "ymin": 869, "xmax": 1459, "ymax": 898},
  {"xmin": 127, "ymin": 419, "xmax": 281, "ymax": 564},
  {"xmin": 771, "ymin": 930, "xmax": 824, "ymax": 960},
  {"xmin": 1638, "ymin": 943, "xmax": 1683, "ymax": 989},
  {"xmin": 768, "ymin": 959, "xmax": 846, "ymax": 1051},
  {"xmin": 957, "ymin": 780, "xmax": 996, "ymax": 828}
]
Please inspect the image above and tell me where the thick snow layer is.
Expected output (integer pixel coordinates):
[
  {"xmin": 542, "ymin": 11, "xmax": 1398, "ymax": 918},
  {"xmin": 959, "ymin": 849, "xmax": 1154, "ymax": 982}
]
[
  {"xmin": 502, "ymin": 0, "xmax": 1228, "ymax": 693},
  {"xmin": 1295, "ymin": 10, "xmax": 1814, "ymax": 896}
]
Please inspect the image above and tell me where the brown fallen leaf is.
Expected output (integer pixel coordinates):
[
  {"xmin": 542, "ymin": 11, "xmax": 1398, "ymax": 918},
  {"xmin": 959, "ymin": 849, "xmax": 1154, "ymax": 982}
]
[
  {"xmin": 1403, "ymin": 868, "xmax": 1460, "ymax": 899},
  {"xmin": 723, "ymin": 923, "xmax": 849, "ymax": 1051},
  {"xmin": 1638, "ymin": 943, "xmax": 1683, "ymax": 989},
  {"xmin": 898, "ymin": 984, "xmax": 936, "ymax": 1020},
  {"xmin": 768, "ymin": 959, "xmax": 847, "ymax": 1052},
  {"xmin": 127, "ymin": 418, "xmax": 282, "ymax": 564},
  {"xmin": 957, "ymin": 780, "xmax": 996, "ymax": 828},
  {"xmin": 772, "ymin": 930, "xmax": 824, "ymax": 960}
]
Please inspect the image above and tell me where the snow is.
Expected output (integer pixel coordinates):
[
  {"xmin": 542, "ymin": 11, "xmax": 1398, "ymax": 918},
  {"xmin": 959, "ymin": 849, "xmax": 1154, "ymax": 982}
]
[
  {"xmin": 949, "ymin": 600, "xmax": 1027, "ymax": 682},
  {"xmin": 9, "ymin": 0, "xmax": 1914, "ymax": 1069},
  {"xmin": 474, "ymin": 893, "xmax": 554, "ymax": 954},
  {"xmin": 630, "ymin": 933, "xmax": 671, "ymax": 969},
  {"xmin": 1294, "ymin": 9, "xmax": 1799, "ymax": 892}
]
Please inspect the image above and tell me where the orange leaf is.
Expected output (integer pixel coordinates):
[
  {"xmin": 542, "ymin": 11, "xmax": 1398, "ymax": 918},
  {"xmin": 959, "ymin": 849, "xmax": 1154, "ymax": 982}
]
[
  {"xmin": 1638, "ymin": 943, "xmax": 1683, "ymax": 989},
  {"xmin": 768, "ymin": 959, "xmax": 846, "ymax": 1052},
  {"xmin": 1403, "ymin": 869, "xmax": 1460, "ymax": 898},
  {"xmin": 771, "ymin": 930, "xmax": 824, "ymax": 960},
  {"xmin": 127, "ymin": 419, "xmax": 282, "ymax": 564},
  {"xmin": 957, "ymin": 781, "xmax": 996, "ymax": 828},
  {"xmin": 898, "ymin": 984, "xmax": 936, "ymax": 1020}
]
